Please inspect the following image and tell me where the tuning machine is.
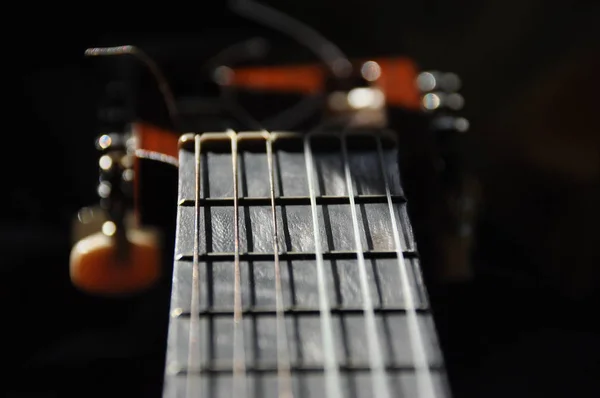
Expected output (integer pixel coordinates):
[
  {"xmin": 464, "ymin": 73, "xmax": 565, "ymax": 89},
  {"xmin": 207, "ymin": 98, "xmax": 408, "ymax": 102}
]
[
  {"xmin": 325, "ymin": 60, "xmax": 388, "ymax": 128},
  {"xmin": 418, "ymin": 70, "xmax": 478, "ymax": 281},
  {"xmin": 418, "ymin": 70, "xmax": 469, "ymax": 133},
  {"xmin": 69, "ymin": 79, "xmax": 161, "ymax": 297}
]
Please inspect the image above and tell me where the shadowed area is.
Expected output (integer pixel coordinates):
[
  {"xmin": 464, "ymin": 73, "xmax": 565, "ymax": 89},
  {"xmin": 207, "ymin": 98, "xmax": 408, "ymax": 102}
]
[{"xmin": 2, "ymin": 1, "xmax": 599, "ymax": 397}]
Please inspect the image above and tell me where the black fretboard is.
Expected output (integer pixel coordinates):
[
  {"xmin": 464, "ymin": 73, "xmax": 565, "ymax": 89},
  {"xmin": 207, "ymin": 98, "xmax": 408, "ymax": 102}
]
[{"xmin": 163, "ymin": 130, "xmax": 451, "ymax": 398}]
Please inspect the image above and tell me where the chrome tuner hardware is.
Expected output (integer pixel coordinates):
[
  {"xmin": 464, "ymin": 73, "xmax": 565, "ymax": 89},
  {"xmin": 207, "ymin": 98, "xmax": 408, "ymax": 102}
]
[
  {"xmin": 69, "ymin": 127, "xmax": 161, "ymax": 296},
  {"xmin": 69, "ymin": 125, "xmax": 162, "ymax": 296},
  {"xmin": 95, "ymin": 130, "xmax": 136, "ymax": 258},
  {"xmin": 417, "ymin": 70, "xmax": 477, "ymax": 283},
  {"xmin": 69, "ymin": 54, "xmax": 164, "ymax": 296},
  {"xmin": 325, "ymin": 60, "xmax": 388, "ymax": 128},
  {"xmin": 418, "ymin": 70, "xmax": 469, "ymax": 133}
]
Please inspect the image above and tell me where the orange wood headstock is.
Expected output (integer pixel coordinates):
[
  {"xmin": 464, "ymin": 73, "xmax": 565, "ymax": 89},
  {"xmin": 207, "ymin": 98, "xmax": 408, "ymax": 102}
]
[
  {"xmin": 229, "ymin": 57, "xmax": 422, "ymax": 111},
  {"xmin": 69, "ymin": 54, "xmax": 424, "ymax": 297}
]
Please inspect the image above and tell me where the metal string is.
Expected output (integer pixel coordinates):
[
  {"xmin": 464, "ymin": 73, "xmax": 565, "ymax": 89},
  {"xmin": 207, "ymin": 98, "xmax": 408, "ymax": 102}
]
[
  {"xmin": 303, "ymin": 132, "xmax": 343, "ymax": 398},
  {"xmin": 340, "ymin": 132, "xmax": 391, "ymax": 398},
  {"xmin": 230, "ymin": 130, "xmax": 249, "ymax": 397},
  {"xmin": 84, "ymin": 45, "xmax": 181, "ymax": 130},
  {"xmin": 213, "ymin": 62, "xmax": 295, "ymax": 394},
  {"xmin": 134, "ymin": 148, "xmax": 179, "ymax": 167},
  {"xmin": 186, "ymin": 134, "xmax": 202, "ymax": 398},
  {"xmin": 375, "ymin": 136, "xmax": 436, "ymax": 398},
  {"xmin": 265, "ymin": 132, "xmax": 294, "ymax": 398},
  {"xmin": 215, "ymin": 53, "xmax": 295, "ymax": 395}
]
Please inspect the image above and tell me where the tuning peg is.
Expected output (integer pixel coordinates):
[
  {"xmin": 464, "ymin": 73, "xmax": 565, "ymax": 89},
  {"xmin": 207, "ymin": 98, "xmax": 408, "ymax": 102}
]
[
  {"xmin": 417, "ymin": 71, "xmax": 438, "ymax": 92},
  {"xmin": 70, "ymin": 219, "xmax": 161, "ymax": 296},
  {"xmin": 418, "ymin": 68, "xmax": 469, "ymax": 134},
  {"xmin": 70, "ymin": 207, "xmax": 161, "ymax": 296}
]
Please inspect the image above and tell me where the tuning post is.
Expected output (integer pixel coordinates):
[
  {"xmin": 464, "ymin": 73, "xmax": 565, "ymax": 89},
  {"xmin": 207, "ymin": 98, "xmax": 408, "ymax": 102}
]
[
  {"xmin": 325, "ymin": 60, "xmax": 388, "ymax": 128},
  {"xmin": 96, "ymin": 133, "xmax": 127, "ymax": 151}
]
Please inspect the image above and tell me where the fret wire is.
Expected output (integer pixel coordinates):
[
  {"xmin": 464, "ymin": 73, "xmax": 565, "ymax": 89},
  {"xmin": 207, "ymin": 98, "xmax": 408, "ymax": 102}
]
[
  {"xmin": 175, "ymin": 306, "xmax": 430, "ymax": 318},
  {"xmin": 185, "ymin": 134, "xmax": 202, "ymax": 398},
  {"xmin": 230, "ymin": 130, "xmax": 248, "ymax": 397},
  {"xmin": 303, "ymin": 133, "xmax": 343, "ymax": 398},
  {"xmin": 265, "ymin": 132, "xmax": 294, "ymax": 398},
  {"xmin": 340, "ymin": 133, "xmax": 391, "ymax": 398},
  {"xmin": 177, "ymin": 363, "xmax": 444, "ymax": 375},
  {"xmin": 376, "ymin": 136, "xmax": 436, "ymax": 398},
  {"xmin": 178, "ymin": 194, "xmax": 406, "ymax": 207},
  {"xmin": 177, "ymin": 249, "xmax": 418, "ymax": 262}
]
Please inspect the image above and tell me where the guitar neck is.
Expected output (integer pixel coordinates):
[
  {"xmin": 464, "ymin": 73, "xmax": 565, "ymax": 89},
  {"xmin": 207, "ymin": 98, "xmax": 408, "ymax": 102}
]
[{"xmin": 163, "ymin": 129, "xmax": 451, "ymax": 397}]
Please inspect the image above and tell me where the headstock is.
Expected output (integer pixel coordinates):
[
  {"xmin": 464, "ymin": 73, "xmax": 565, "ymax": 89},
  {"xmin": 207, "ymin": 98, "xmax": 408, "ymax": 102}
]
[
  {"xmin": 228, "ymin": 57, "xmax": 422, "ymax": 113},
  {"xmin": 69, "ymin": 3, "xmax": 468, "ymax": 297}
]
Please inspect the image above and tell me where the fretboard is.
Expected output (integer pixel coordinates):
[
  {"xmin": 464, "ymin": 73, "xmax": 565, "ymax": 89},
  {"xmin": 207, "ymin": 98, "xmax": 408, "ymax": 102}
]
[{"xmin": 163, "ymin": 129, "xmax": 451, "ymax": 398}]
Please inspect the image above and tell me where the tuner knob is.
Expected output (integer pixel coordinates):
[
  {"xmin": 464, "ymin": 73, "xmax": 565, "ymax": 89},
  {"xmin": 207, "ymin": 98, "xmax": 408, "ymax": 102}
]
[
  {"xmin": 69, "ymin": 143, "xmax": 162, "ymax": 296},
  {"xmin": 70, "ymin": 224, "xmax": 161, "ymax": 296}
]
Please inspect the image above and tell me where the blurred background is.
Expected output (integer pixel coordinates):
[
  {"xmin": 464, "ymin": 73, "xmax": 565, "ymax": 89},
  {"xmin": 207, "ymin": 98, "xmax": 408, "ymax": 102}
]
[{"xmin": 2, "ymin": 1, "xmax": 599, "ymax": 397}]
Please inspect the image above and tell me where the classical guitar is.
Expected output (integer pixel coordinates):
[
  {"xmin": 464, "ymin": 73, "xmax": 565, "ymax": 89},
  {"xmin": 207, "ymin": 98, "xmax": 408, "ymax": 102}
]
[{"xmin": 69, "ymin": 3, "xmax": 465, "ymax": 397}]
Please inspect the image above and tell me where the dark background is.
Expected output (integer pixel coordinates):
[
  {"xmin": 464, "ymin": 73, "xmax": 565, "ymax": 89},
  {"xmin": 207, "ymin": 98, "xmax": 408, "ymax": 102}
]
[{"xmin": 2, "ymin": 1, "xmax": 599, "ymax": 397}]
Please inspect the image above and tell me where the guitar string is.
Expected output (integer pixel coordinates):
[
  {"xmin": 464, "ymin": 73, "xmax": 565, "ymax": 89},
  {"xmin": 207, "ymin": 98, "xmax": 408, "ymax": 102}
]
[
  {"xmin": 186, "ymin": 134, "xmax": 202, "ymax": 398},
  {"xmin": 230, "ymin": 130, "xmax": 249, "ymax": 398},
  {"xmin": 265, "ymin": 132, "xmax": 294, "ymax": 398},
  {"xmin": 340, "ymin": 132, "xmax": 391, "ymax": 398},
  {"xmin": 375, "ymin": 136, "xmax": 437, "ymax": 398},
  {"xmin": 84, "ymin": 46, "xmax": 181, "ymax": 130},
  {"xmin": 303, "ymin": 132, "xmax": 343, "ymax": 398},
  {"xmin": 215, "ymin": 58, "xmax": 294, "ymax": 396}
]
